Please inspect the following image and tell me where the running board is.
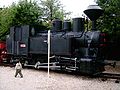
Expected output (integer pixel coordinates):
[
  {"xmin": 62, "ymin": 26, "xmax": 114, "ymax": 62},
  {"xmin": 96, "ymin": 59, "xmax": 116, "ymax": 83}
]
[
  {"xmin": 24, "ymin": 64, "xmax": 61, "ymax": 70},
  {"xmin": 24, "ymin": 64, "xmax": 35, "ymax": 67},
  {"xmin": 37, "ymin": 66, "xmax": 61, "ymax": 69},
  {"xmin": 66, "ymin": 67, "xmax": 78, "ymax": 71}
]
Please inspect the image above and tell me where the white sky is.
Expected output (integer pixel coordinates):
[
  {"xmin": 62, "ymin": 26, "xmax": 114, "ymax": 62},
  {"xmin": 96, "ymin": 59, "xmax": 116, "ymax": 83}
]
[{"xmin": 0, "ymin": 0, "xmax": 95, "ymax": 18}]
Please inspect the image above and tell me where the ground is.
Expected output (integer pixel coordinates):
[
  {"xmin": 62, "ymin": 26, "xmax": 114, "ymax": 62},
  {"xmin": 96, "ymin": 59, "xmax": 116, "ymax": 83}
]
[{"xmin": 0, "ymin": 65, "xmax": 120, "ymax": 90}]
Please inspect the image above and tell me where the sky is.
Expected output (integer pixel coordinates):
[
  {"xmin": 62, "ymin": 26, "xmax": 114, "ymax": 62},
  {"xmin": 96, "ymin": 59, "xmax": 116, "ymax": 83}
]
[{"xmin": 0, "ymin": 0, "xmax": 95, "ymax": 18}]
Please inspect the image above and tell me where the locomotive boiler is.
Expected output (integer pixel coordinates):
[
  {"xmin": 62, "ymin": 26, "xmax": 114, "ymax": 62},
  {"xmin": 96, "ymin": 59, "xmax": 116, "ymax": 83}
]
[{"xmin": 6, "ymin": 4, "xmax": 110, "ymax": 75}]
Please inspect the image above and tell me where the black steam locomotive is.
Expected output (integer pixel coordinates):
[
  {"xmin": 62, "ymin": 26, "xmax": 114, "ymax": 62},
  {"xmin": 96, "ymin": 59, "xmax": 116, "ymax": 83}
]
[{"xmin": 6, "ymin": 4, "xmax": 110, "ymax": 75}]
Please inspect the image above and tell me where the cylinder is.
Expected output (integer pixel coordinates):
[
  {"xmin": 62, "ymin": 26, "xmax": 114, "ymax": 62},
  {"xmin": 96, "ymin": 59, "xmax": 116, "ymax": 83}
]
[
  {"xmin": 52, "ymin": 19, "xmax": 62, "ymax": 31},
  {"xmin": 72, "ymin": 18, "xmax": 85, "ymax": 32},
  {"xmin": 63, "ymin": 20, "xmax": 71, "ymax": 31}
]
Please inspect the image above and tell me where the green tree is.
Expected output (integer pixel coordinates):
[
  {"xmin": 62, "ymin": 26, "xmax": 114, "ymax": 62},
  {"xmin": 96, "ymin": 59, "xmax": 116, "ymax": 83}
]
[
  {"xmin": 0, "ymin": 5, "xmax": 16, "ymax": 40},
  {"xmin": 0, "ymin": 0, "xmax": 44, "ymax": 40},
  {"xmin": 97, "ymin": 0, "xmax": 120, "ymax": 33},
  {"xmin": 39, "ymin": 0, "xmax": 71, "ymax": 28},
  {"xmin": 40, "ymin": 0, "xmax": 71, "ymax": 21},
  {"xmin": 97, "ymin": 0, "xmax": 120, "ymax": 60},
  {"xmin": 13, "ymin": 0, "xmax": 42, "ymax": 25}
]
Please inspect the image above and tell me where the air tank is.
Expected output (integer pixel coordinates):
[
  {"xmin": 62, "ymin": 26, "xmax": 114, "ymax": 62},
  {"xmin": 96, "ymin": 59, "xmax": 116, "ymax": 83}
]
[
  {"xmin": 52, "ymin": 19, "xmax": 62, "ymax": 31},
  {"xmin": 73, "ymin": 18, "xmax": 85, "ymax": 32}
]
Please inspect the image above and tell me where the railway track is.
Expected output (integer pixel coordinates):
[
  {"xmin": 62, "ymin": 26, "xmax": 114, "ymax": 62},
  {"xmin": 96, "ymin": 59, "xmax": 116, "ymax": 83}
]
[
  {"xmin": 93, "ymin": 72, "xmax": 120, "ymax": 83},
  {"xmin": 100, "ymin": 73, "xmax": 120, "ymax": 79}
]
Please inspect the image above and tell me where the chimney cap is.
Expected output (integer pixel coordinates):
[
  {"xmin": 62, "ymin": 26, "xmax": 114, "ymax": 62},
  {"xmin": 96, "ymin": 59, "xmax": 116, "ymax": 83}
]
[
  {"xmin": 84, "ymin": 4, "xmax": 103, "ymax": 21},
  {"xmin": 86, "ymin": 4, "xmax": 102, "ymax": 10}
]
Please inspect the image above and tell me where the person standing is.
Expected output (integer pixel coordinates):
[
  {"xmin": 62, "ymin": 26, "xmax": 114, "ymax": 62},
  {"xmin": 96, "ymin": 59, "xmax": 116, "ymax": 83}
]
[{"xmin": 15, "ymin": 60, "xmax": 23, "ymax": 78}]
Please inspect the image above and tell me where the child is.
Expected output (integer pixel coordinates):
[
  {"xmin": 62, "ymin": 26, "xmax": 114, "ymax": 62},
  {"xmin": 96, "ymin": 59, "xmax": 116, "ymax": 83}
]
[{"xmin": 15, "ymin": 60, "xmax": 23, "ymax": 78}]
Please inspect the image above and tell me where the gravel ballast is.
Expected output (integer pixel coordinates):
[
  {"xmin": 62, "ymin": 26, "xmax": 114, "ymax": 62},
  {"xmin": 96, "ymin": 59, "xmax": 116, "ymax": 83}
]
[{"xmin": 0, "ymin": 66, "xmax": 120, "ymax": 90}]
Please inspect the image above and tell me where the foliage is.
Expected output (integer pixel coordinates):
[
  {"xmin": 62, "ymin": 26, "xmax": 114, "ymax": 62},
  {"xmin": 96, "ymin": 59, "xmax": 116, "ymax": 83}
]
[
  {"xmin": 0, "ymin": 0, "xmax": 43, "ymax": 40},
  {"xmin": 97, "ymin": 0, "xmax": 120, "ymax": 34},
  {"xmin": 97, "ymin": 0, "xmax": 120, "ymax": 59},
  {"xmin": 39, "ymin": 0, "xmax": 71, "ymax": 29},
  {"xmin": 40, "ymin": 0, "xmax": 71, "ymax": 21},
  {"xmin": 0, "ymin": 5, "xmax": 16, "ymax": 40},
  {"xmin": 13, "ymin": 0, "xmax": 43, "ymax": 25}
]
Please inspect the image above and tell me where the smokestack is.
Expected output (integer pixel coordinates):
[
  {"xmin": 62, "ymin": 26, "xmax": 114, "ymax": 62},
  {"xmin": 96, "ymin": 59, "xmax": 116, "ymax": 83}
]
[{"xmin": 84, "ymin": 4, "xmax": 103, "ymax": 31}]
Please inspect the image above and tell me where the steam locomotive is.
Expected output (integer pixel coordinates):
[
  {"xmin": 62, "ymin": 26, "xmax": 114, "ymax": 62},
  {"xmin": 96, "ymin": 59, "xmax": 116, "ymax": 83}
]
[{"xmin": 5, "ymin": 4, "xmax": 112, "ymax": 75}]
